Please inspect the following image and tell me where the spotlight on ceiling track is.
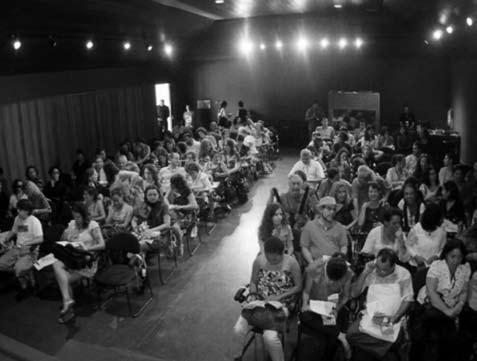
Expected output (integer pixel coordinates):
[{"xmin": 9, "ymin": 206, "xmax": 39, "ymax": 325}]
[
  {"xmin": 123, "ymin": 41, "xmax": 131, "ymax": 50},
  {"xmin": 215, "ymin": 0, "xmax": 224, "ymax": 3},
  {"xmin": 275, "ymin": 40, "xmax": 283, "ymax": 50},
  {"xmin": 164, "ymin": 43, "xmax": 173, "ymax": 56},
  {"xmin": 334, "ymin": 4, "xmax": 343, "ymax": 8},
  {"xmin": 338, "ymin": 37, "xmax": 348, "ymax": 49},
  {"xmin": 446, "ymin": 25, "xmax": 454, "ymax": 34},
  {"xmin": 424, "ymin": 39, "xmax": 430, "ymax": 45},
  {"xmin": 12, "ymin": 38, "xmax": 22, "ymax": 51},
  {"xmin": 147, "ymin": 44, "xmax": 153, "ymax": 52},
  {"xmin": 296, "ymin": 36, "xmax": 309, "ymax": 51},
  {"xmin": 320, "ymin": 38, "xmax": 330, "ymax": 49},
  {"xmin": 238, "ymin": 39, "xmax": 253, "ymax": 55},
  {"xmin": 354, "ymin": 37, "xmax": 363, "ymax": 49},
  {"xmin": 260, "ymin": 43, "xmax": 266, "ymax": 50},
  {"xmin": 467, "ymin": 17, "xmax": 473, "ymax": 27},
  {"xmin": 85, "ymin": 40, "xmax": 94, "ymax": 50},
  {"xmin": 432, "ymin": 29, "xmax": 443, "ymax": 40}
]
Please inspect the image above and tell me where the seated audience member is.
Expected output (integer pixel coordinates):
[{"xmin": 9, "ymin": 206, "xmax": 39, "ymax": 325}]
[
  {"xmin": 333, "ymin": 131, "xmax": 352, "ymax": 155},
  {"xmin": 236, "ymin": 135, "xmax": 250, "ymax": 158},
  {"xmin": 158, "ymin": 153, "xmax": 187, "ymax": 194},
  {"xmin": 83, "ymin": 187, "xmax": 106, "ymax": 224},
  {"xmin": 301, "ymin": 197, "xmax": 347, "ymax": 264},
  {"xmin": 329, "ymin": 148, "xmax": 352, "ymax": 182},
  {"xmin": 43, "ymin": 167, "xmax": 68, "ymax": 210},
  {"xmin": 167, "ymin": 173, "xmax": 199, "ymax": 256},
  {"xmin": 452, "ymin": 164, "xmax": 467, "ymax": 193},
  {"xmin": 301, "ymin": 253, "xmax": 354, "ymax": 359},
  {"xmin": 361, "ymin": 144, "xmax": 383, "ymax": 169},
  {"xmin": 404, "ymin": 142, "xmax": 421, "ymax": 176},
  {"xmin": 185, "ymin": 162, "xmax": 212, "ymax": 193},
  {"xmin": 438, "ymin": 153, "xmax": 454, "ymax": 186},
  {"xmin": 52, "ymin": 202, "xmax": 105, "ymax": 323},
  {"xmin": 348, "ymin": 249, "xmax": 413, "ymax": 360},
  {"xmin": 351, "ymin": 165, "xmax": 389, "ymax": 212},
  {"xmin": 142, "ymin": 164, "xmax": 160, "ymax": 189},
  {"xmin": 9, "ymin": 179, "xmax": 28, "ymax": 217},
  {"xmin": 358, "ymin": 182, "xmax": 388, "ymax": 234},
  {"xmin": 396, "ymin": 126, "xmax": 412, "ymax": 153},
  {"xmin": 405, "ymin": 203, "xmax": 446, "ymax": 269},
  {"xmin": 132, "ymin": 185, "xmax": 171, "ymax": 252},
  {"xmin": 288, "ymin": 149, "xmax": 325, "ymax": 185},
  {"xmin": 269, "ymin": 173, "xmax": 318, "ymax": 231},
  {"xmin": 183, "ymin": 131, "xmax": 200, "ymax": 158},
  {"xmin": 0, "ymin": 200, "xmax": 43, "ymax": 299},
  {"xmin": 184, "ymin": 151, "xmax": 197, "ymax": 166},
  {"xmin": 376, "ymin": 126, "xmax": 394, "ymax": 150},
  {"xmin": 105, "ymin": 188, "xmax": 133, "ymax": 232},
  {"xmin": 361, "ymin": 208, "xmax": 407, "ymax": 261},
  {"xmin": 24, "ymin": 180, "xmax": 52, "ymax": 222},
  {"xmin": 317, "ymin": 168, "xmax": 341, "ymax": 198},
  {"xmin": 198, "ymin": 139, "xmax": 215, "ymax": 160},
  {"xmin": 233, "ymin": 236, "xmax": 302, "ymax": 361},
  {"xmin": 83, "ymin": 167, "xmax": 100, "ymax": 190},
  {"xmin": 258, "ymin": 203, "xmax": 294, "ymax": 255},
  {"xmin": 315, "ymin": 117, "xmax": 335, "ymax": 140},
  {"xmin": 398, "ymin": 179, "xmax": 426, "ymax": 233},
  {"xmin": 132, "ymin": 138, "xmax": 151, "ymax": 165},
  {"xmin": 117, "ymin": 154, "xmax": 140, "ymax": 173},
  {"xmin": 332, "ymin": 181, "xmax": 357, "ymax": 229},
  {"xmin": 414, "ymin": 240, "xmax": 470, "ymax": 361},
  {"xmin": 441, "ymin": 180, "xmax": 466, "ymax": 230},
  {"xmin": 419, "ymin": 166, "xmax": 440, "ymax": 201},
  {"xmin": 102, "ymin": 158, "xmax": 120, "ymax": 186},
  {"xmin": 386, "ymin": 154, "xmax": 407, "ymax": 190},
  {"xmin": 413, "ymin": 153, "xmax": 430, "ymax": 183},
  {"xmin": 71, "ymin": 149, "xmax": 90, "ymax": 183},
  {"xmin": 110, "ymin": 170, "xmax": 145, "ymax": 209},
  {"xmin": 25, "ymin": 165, "xmax": 44, "ymax": 191},
  {"xmin": 93, "ymin": 156, "xmax": 109, "ymax": 187}
]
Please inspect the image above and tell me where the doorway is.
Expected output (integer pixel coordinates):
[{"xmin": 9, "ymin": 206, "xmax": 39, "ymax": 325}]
[{"xmin": 154, "ymin": 83, "xmax": 172, "ymax": 131}]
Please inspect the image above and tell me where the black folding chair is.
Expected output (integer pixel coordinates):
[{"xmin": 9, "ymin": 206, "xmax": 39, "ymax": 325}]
[{"xmin": 95, "ymin": 233, "xmax": 153, "ymax": 317}]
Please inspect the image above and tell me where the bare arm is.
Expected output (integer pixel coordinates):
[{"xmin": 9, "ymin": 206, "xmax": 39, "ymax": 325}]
[
  {"xmin": 358, "ymin": 203, "xmax": 367, "ymax": 228},
  {"xmin": 87, "ymin": 227, "xmax": 105, "ymax": 252}
]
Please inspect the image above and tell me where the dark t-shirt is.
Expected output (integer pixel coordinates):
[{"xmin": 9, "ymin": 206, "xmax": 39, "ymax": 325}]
[{"xmin": 135, "ymin": 202, "xmax": 169, "ymax": 228}]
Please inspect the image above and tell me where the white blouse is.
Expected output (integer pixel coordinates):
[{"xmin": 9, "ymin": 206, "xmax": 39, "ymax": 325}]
[
  {"xmin": 405, "ymin": 223, "xmax": 446, "ymax": 266},
  {"xmin": 418, "ymin": 259, "xmax": 471, "ymax": 307}
]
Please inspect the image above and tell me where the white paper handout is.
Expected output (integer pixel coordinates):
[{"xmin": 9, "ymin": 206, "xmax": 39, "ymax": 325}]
[
  {"xmin": 33, "ymin": 253, "xmax": 57, "ymax": 270},
  {"xmin": 310, "ymin": 300, "xmax": 337, "ymax": 326}
]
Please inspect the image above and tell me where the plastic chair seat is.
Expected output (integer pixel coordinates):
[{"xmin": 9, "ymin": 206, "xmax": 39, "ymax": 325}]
[{"xmin": 95, "ymin": 264, "xmax": 136, "ymax": 286}]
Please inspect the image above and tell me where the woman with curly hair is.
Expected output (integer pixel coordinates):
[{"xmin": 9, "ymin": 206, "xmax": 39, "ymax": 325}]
[
  {"xmin": 142, "ymin": 164, "xmax": 160, "ymax": 189},
  {"xmin": 258, "ymin": 202, "xmax": 294, "ymax": 256}
]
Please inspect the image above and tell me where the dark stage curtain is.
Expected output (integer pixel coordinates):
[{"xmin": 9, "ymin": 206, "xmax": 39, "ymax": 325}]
[{"xmin": 0, "ymin": 85, "xmax": 156, "ymax": 182}]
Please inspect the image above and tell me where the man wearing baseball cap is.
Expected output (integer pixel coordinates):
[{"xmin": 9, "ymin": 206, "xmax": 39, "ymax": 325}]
[{"xmin": 300, "ymin": 196, "xmax": 348, "ymax": 264}]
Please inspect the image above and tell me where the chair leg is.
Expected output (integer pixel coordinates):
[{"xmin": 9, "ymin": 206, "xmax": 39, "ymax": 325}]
[
  {"xmin": 125, "ymin": 287, "xmax": 133, "ymax": 317},
  {"xmin": 157, "ymin": 253, "xmax": 165, "ymax": 285}
]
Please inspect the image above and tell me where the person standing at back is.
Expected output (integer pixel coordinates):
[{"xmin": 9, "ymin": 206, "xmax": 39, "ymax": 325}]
[
  {"xmin": 157, "ymin": 99, "xmax": 170, "ymax": 138},
  {"xmin": 305, "ymin": 103, "xmax": 323, "ymax": 139}
]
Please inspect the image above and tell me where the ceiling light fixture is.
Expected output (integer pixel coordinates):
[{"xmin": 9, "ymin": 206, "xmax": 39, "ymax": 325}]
[
  {"xmin": 215, "ymin": 0, "xmax": 224, "ymax": 3},
  {"xmin": 354, "ymin": 37, "xmax": 363, "ymax": 48},
  {"xmin": 296, "ymin": 36, "xmax": 309, "ymax": 51},
  {"xmin": 320, "ymin": 38, "xmax": 330, "ymax": 49},
  {"xmin": 467, "ymin": 17, "xmax": 473, "ymax": 27},
  {"xmin": 432, "ymin": 29, "xmax": 443, "ymax": 40},
  {"xmin": 338, "ymin": 37, "xmax": 348, "ymax": 49},
  {"xmin": 260, "ymin": 43, "xmax": 266, "ymax": 50},
  {"xmin": 334, "ymin": 4, "xmax": 343, "ymax": 9},
  {"xmin": 446, "ymin": 25, "xmax": 454, "ymax": 34},
  {"xmin": 85, "ymin": 40, "xmax": 94, "ymax": 50},
  {"xmin": 275, "ymin": 39, "xmax": 283, "ymax": 50},
  {"xmin": 238, "ymin": 38, "xmax": 253, "ymax": 55},
  {"xmin": 12, "ymin": 38, "xmax": 22, "ymax": 51},
  {"xmin": 123, "ymin": 41, "xmax": 131, "ymax": 50},
  {"xmin": 164, "ymin": 43, "xmax": 173, "ymax": 56}
]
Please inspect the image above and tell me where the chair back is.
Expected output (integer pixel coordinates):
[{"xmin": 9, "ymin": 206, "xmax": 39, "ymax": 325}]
[
  {"xmin": 412, "ymin": 266, "xmax": 429, "ymax": 299},
  {"xmin": 106, "ymin": 232, "xmax": 140, "ymax": 265}
]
